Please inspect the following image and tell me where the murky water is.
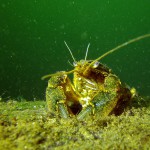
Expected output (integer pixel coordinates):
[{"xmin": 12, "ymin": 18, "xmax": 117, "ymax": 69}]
[{"xmin": 0, "ymin": 1, "xmax": 150, "ymax": 100}]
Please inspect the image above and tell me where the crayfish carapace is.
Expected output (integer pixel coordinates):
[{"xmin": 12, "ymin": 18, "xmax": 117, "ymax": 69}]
[{"xmin": 42, "ymin": 34, "xmax": 150, "ymax": 120}]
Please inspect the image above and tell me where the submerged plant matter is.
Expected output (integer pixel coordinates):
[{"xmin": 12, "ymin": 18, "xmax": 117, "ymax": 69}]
[
  {"xmin": 42, "ymin": 34, "xmax": 150, "ymax": 120},
  {"xmin": 0, "ymin": 100, "xmax": 150, "ymax": 149}
]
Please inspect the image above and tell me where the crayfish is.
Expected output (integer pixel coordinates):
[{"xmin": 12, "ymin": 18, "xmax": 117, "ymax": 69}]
[{"xmin": 42, "ymin": 34, "xmax": 150, "ymax": 120}]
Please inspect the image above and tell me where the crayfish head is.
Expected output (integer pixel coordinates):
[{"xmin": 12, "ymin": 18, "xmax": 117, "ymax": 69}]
[
  {"xmin": 73, "ymin": 60, "xmax": 90, "ymax": 74},
  {"xmin": 73, "ymin": 60, "xmax": 100, "ymax": 76},
  {"xmin": 74, "ymin": 59, "xmax": 102, "ymax": 77}
]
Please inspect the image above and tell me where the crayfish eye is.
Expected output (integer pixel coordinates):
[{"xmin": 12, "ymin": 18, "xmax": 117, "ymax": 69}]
[
  {"xmin": 73, "ymin": 62, "xmax": 77, "ymax": 67},
  {"xmin": 92, "ymin": 61, "xmax": 100, "ymax": 68}
]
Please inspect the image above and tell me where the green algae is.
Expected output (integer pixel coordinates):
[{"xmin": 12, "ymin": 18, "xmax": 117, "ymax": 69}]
[{"xmin": 0, "ymin": 98, "xmax": 150, "ymax": 150}]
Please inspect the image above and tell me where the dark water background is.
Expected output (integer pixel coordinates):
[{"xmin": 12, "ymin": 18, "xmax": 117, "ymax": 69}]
[{"xmin": 0, "ymin": 1, "xmax": 150, "ymax": 100}]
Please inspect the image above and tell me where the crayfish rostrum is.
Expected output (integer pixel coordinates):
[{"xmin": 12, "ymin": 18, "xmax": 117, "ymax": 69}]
[{"xmin": 42, "ymin": 34, "xmax": 150, "ymax": 120}]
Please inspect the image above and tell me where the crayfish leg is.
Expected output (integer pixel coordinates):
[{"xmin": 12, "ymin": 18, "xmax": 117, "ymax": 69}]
[{"xmin": 77, "ymin": 105, "xmax": 93, "ymax": 120}]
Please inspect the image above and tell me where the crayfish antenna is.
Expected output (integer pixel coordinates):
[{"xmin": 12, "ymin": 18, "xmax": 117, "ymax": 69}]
[
  {"xmin": 41, "ymin": 69, "xmax": 75, "ymax": 80},
  {"xmin": 64, "ymin": 41, "xmax": 76, "ymax": 63},
  {"xmin": 84, "ymin": 33, "xmax": 150, "ymax": 75},
  {"xmin": 85, "ymin": 43, "xmax": 90, "ymax": 60}
]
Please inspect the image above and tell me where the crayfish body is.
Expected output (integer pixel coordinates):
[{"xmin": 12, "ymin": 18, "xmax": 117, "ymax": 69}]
[{"xmin": 42, "ymin": 34, "xmax": 150, "ymax": 120}]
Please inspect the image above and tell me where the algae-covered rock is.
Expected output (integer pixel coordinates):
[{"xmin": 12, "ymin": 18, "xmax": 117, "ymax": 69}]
[{"xmin": 0, "ymin": 98, "xmax": 150, "ymax": 150}]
